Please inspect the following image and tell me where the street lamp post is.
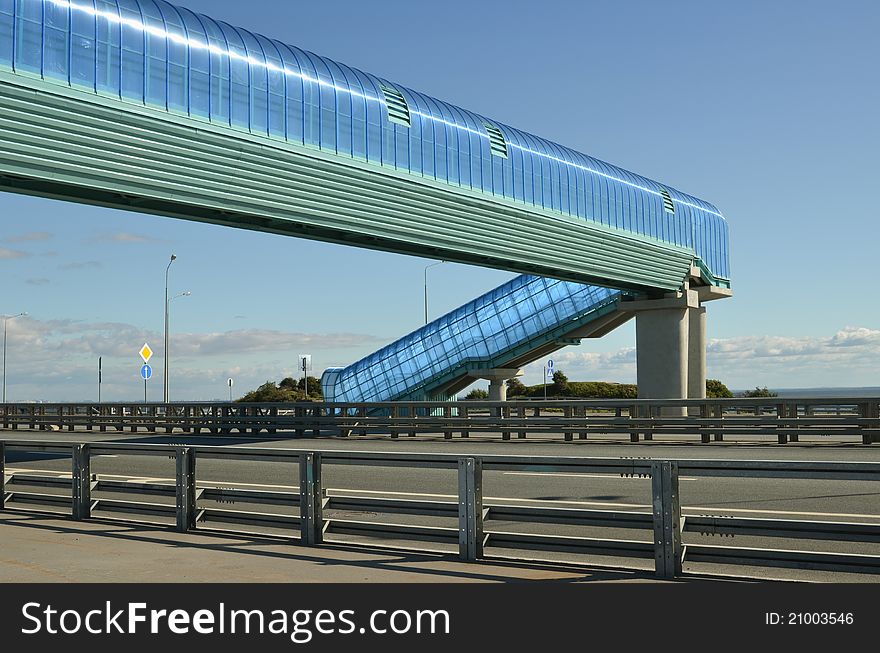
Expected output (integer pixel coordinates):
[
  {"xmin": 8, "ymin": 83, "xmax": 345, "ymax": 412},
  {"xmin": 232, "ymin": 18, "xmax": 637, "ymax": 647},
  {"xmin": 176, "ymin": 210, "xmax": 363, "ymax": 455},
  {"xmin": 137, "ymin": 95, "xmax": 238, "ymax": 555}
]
[
  {"xmin": 164, "ymin": 289, "xmax": 191, "ymax": 404},
  {"xmin": 2, "ymin": 312, "xmax": 27, "ymax": 404},
  {"xmin": 163, "ymin": 254, "xmax": 176, "ymax": 403},
  {"xmin": 423, "ymin": 261, "xmax": 446, "ymax": 325}
]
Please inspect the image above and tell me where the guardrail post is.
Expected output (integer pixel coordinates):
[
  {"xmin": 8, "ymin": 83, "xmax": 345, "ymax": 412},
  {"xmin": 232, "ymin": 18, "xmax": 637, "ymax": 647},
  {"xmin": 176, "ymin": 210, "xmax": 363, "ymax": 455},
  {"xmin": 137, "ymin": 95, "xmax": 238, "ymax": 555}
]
[
  {"xmin": 72, "ymin": 444, "xmax": 91, "ymax": 520},
  {"xmin": 299, "ymin": 452, "xmax": 323, "ymax": 545},
  {"xmin": 861, "ymin": 402, "xmax": 878, "ymax": 444},
  {"xmin": 519, "ymin": 406, "xmax": 528, "ymax": 439},
  {"xmin": 390, "ymin": 405, "xmax": 399, "ymax": 438},
  {"xmin": 563, "ymin": 405, "xmax": 573, "ymax": 442},
  {"xmin": 461, "ymin": 405, "xmax": 470, "ymax": 438},
  {"xmin": 458, "ymin": 457, "xmax": 483, "ymax": 561},
  {"xmin": 651, "ymin": 460, "xmax": 682, "ymax": 579},
  {"xmin": 175, "ymin": 447, "xmax": 196, "ymax": 532},
  {"xmin": 444, "ymin": 406, "xmax": 453, "ymax": 440},
  {"xmin": 629, "ymin": 404, "xmax": 640, "ymax": 442},
  {"xmin": 0, "ymin": 442, "xmax": 6, "ymax": 510}
]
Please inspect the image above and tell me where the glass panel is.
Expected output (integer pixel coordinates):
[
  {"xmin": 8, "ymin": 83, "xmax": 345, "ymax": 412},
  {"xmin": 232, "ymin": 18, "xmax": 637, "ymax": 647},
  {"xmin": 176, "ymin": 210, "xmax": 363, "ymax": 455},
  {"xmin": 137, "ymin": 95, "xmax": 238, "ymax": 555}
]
[
  {"xmin": 217, "ymin": 22, "xmax": 247, "ymax": 128},
  {"xmin": 118, "ymin": 0, "xmax": 145, "ymax": 102},
  {"xmin": 0, "ymin": 0, "xmax": 13, "ymax": 68},
  {"xmin": 14, "ymin": 0, "xmax": 43, "ymax": 74},
  {"xmin": 155, "ymin": 1, "xmax": 187, "ymax": 113},
  {"xmin": 201, "ymin": 16, "xmax": 229, "ymax": 124},
  {"xmin": 95, "ymin": 0, "xmax": 121, "ymax": 96},
  {"xmin": 42, "ymin": 0, "xmax": 69, "ymax": 82},
  {"xmin": 178, "ymin": 7, "xmax": 208, "ymax": 117}
]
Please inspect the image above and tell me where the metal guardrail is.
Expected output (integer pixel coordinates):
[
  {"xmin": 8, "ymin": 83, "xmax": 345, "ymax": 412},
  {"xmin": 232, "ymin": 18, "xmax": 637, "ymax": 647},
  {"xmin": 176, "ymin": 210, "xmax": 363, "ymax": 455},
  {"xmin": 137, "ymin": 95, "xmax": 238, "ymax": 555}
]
[
  {"xmin": 1, "ymin": 397, "xmax": 879, "ymax": 443},
  {"xmin": 3, "ymin": 439, "xmax": 880, "ymax": 579}
]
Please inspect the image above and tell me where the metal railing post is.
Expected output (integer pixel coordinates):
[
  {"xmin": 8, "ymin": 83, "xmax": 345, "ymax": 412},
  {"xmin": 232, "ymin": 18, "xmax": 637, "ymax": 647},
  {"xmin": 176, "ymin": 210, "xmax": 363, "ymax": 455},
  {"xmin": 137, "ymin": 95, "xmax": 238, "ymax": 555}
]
[
  {"xmin": 651, "ymin": 460, "xmax": 682, "ymax": 579},
  {"xmin": 175, "ymin": 447, "xmax": 196, "ymax": 532},
  {"xmin": 458, "ymin": 457, "xmax": 483, "ymax": 561},
  {"xmin": 0, "ymin": 442, "xmax": 5, "ymax": 510},
  {"xmin": 390, "ymin": 405, "xmax": 399, "ymax": 439},
  {"xmin": 299, "ymin": 452, "xmax": 323, "ymax": 545},
  {"xmin": 72, "ymin": 443, "xmax": 91, "ymax": 520}
]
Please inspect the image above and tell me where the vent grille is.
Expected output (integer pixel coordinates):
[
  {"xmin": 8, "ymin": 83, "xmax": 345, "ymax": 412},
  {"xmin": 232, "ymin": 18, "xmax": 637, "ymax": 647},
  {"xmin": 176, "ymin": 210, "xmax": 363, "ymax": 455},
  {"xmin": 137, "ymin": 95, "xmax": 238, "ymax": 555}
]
[
  {"xmin": 380, "ymin": 85, "xmax": 411, "ymax": 127},
  {"xmin": 483, "ymin": 122, "xmax": 509, "ymax": 158},
  {"xmin": 660, "ymin": 188, "xmax": 675, "ymax": 214}
]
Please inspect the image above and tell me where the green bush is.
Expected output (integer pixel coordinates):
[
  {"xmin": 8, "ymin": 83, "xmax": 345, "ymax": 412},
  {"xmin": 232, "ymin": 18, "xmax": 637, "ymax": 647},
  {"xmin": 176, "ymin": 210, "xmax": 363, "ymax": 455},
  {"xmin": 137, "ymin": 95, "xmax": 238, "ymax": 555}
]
[
  {"xmin": 706, "ymin": 379, "xmax": 733, "ymax": 398},
  {"xmin": 463, "ymin": 388, "xmax": 489, "ymax": 400},
  {"xmin": 237, "ymin": 376, "xmax": 323, "ymax": 402},
  {"xmin": 742, "ymin": 386, "xmax": 778, "ymax": 398}
]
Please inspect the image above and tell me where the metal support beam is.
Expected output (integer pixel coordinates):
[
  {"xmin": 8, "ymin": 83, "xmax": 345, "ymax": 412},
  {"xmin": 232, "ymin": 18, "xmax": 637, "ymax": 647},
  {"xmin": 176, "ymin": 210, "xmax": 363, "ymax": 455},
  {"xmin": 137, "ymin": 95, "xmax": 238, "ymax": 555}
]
[
  {"xmin": 651, "ymin": 460, "xmax": 682, "ymax": 579},
  {"xmin": 175, "ymin": 447, "xmax": 196, "ymax": 532},
  {"xmin": 72, "ymin": 443, "xmax": 91, "ymax": 520},
  {"xmin": 299, "ymin": 452, "xmax": 323, "ymax": 545},
  {"xmin": 458, "ymin": 457, "xmax": 484, "ymax": 561}
]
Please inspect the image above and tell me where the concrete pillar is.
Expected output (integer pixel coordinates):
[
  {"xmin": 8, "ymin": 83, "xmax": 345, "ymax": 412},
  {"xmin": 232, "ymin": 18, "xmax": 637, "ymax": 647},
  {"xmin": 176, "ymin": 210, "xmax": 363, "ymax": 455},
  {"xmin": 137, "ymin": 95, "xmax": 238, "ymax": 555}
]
[
  {"xmin": 627, "ymin": 290, "xmax": 701, "ymax": 418},
  {"xmin": 635, "ymin": 307, "xmax": 688, "ymax": 404},
  {"xmin": 469, "ymin": 368, "xmax": 522, "ymax": 403},
  {"xmin": 488, "ymin": 378, "xmax": 507, "ymax": 402},
  {"xmin": 687, "ymin": 306, "xmax": 707, "ymax": 400}
]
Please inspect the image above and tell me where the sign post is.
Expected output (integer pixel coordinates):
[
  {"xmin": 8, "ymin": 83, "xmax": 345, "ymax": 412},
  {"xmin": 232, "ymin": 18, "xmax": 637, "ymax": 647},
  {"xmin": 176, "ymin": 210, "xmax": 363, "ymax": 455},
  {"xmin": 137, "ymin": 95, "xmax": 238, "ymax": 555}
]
[
  {"xmin": 298, "ymin": 354, "xmax": 312, "ymax": 396},
  {"xmin": 98, "ymin": 356, "xmax": 102, "ymax": 403},
  {"xmin": 139, "ymin": 343, "xmax": 153, "ymax": 404},
  {"xmin": 544, "ymin": 359, "xmax": 554, "ymax": 400}
]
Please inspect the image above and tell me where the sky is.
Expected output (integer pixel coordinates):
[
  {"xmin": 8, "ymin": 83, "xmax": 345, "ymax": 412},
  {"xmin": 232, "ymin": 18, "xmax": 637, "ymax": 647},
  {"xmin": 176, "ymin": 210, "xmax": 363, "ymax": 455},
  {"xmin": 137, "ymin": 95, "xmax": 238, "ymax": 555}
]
[{"xmin": 1, "ymin": 0, "xmax": 879, "ymax": 401}]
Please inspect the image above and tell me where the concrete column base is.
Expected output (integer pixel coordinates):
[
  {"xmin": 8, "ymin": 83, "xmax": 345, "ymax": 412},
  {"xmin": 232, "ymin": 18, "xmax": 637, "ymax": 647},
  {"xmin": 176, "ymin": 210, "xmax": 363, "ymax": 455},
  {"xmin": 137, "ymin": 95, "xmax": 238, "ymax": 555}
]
[{"xmin": 469, "ymin": 368, "xmax": 523, "ymax": 404}]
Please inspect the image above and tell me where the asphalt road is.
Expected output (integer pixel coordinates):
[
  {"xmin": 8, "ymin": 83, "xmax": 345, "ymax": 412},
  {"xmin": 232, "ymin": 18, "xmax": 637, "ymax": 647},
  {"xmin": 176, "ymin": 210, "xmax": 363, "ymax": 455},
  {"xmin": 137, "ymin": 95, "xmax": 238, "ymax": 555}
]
[{"xmin": 3, "ymin": 429, "xmax": 880, "ymax": 582}]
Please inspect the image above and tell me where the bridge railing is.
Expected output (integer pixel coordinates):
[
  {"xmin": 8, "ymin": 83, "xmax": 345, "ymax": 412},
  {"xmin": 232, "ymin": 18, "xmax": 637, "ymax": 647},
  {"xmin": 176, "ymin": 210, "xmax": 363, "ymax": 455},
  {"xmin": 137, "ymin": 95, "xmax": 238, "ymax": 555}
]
[
  {"xmin": 1, "ymin": 398, "xmax": 878, "ymax": 443},
  {"xmin": 3, "ymin": 439, "xmax": 880, "ymax": 579}
]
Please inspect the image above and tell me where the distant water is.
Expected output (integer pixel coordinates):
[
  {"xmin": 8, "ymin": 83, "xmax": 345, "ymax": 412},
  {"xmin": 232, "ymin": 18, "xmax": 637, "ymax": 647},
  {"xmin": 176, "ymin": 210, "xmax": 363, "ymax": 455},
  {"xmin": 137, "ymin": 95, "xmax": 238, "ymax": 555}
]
[{"xmin": 736, "ymin": 387, "xmax": 880, "ymax": 398}]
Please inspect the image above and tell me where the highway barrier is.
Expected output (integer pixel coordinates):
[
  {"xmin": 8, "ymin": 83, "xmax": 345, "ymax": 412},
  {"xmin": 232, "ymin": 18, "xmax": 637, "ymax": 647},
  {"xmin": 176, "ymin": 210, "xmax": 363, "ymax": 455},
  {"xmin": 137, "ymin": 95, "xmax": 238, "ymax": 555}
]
[
  {"xmin": 1, "ymin": 398, "xmax": 879, "ymax": 444},
  {"xmin": 2, "ymin": 440, "xmax": 880, "ymax": 579}
]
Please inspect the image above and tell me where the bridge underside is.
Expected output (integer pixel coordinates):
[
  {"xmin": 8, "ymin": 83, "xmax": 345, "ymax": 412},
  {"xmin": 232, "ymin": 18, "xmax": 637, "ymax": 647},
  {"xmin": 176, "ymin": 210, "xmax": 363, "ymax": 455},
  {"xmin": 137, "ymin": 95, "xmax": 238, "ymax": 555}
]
[{"xmin": 0, "ymin": 72, "xmax": 693, "ymax": 293}]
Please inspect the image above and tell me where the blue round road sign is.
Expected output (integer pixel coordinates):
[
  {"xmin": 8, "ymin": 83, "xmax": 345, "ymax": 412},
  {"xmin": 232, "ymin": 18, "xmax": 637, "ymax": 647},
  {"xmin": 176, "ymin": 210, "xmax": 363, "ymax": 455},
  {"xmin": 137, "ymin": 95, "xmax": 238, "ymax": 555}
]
[{"xmin": 141, "ymin": 364, "xmax": 153, "ymax": 381}]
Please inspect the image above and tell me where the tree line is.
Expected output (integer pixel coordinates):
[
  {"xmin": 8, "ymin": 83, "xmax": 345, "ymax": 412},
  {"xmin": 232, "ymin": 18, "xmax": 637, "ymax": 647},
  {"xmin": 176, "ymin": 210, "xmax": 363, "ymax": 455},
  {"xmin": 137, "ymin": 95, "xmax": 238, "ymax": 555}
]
[{"xmin": 464, "ymin": 371, "xmax": 777, "ymax": 400}]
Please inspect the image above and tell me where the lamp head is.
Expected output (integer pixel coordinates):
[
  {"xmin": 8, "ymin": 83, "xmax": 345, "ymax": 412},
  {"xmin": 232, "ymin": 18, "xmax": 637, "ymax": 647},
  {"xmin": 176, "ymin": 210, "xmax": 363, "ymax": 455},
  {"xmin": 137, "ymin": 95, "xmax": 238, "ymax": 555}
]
[{"xmin": 170, "ymin": 254, "xmax": 177, "ymax": 262}]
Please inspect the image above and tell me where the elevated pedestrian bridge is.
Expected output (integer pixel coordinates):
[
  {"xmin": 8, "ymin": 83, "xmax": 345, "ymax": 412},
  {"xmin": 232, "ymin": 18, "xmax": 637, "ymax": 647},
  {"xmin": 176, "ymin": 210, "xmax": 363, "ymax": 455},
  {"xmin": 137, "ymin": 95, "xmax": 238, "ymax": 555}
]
[{"xmin": 0, "ymin": 0, "xmax": 731, "ymax": 403}]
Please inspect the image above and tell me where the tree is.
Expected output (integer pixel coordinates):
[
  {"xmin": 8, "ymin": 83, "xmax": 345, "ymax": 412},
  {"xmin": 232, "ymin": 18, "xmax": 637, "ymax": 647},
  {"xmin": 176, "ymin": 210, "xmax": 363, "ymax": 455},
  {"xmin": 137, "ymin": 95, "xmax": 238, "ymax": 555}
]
[
  {"xmin": 236, "ymin": 375, "xmax": 323, "ymax": 402},
  {"xmin": 706, "ymin": 379, "xmax": 733, "ymax": 398},
  {"xmin": 742, "ymin": 386, "xmax": 778, "ymax": 398},
  {"xmin": 463, "ymin": 388, "xmax": 489, "ymax": 400},
  {"xmin": 279, "ymin": 377, "xmax": 298, "ymax": 391},
  {"xmin": 550, "ymin": 369, "xmax": 570, "ymax": 396},
  {"xmin": 296, "ymin": 376, "xmax": 323, "ymax": 399},
  {"xmin": 506, "ymin": 377, "xmax": 527, "ymax": 397},
  {"xmin": 238, "ymin": 381, "xmax": 292, "ymax": 403}
]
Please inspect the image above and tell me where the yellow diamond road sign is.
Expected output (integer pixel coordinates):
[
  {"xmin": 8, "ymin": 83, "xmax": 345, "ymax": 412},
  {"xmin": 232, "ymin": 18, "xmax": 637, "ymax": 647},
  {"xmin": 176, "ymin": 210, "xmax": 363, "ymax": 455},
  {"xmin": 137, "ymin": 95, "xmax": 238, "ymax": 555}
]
[{"xmin": 139, "ymin": 343, "xmax": 153, "ymax": 364}]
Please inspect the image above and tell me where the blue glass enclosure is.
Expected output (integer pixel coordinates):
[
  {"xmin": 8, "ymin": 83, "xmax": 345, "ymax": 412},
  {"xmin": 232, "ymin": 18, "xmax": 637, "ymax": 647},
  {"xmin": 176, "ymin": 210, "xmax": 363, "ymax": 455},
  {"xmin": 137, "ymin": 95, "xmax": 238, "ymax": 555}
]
[
  {"xmin": 0, "ymin": 0, "xmax": 729, "ymax": 279},
  {"xmin": 323, "ymin": 276, "xmax": 621, "ymax": 403}
]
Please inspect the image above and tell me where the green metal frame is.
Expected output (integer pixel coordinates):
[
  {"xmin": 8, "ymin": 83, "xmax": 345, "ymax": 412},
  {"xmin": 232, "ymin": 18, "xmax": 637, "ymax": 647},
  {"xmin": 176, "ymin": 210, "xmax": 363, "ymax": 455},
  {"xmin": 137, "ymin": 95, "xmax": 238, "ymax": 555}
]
[{"xmin": 0, "ymin": 71, "xmax": 695, "ymax": 292}]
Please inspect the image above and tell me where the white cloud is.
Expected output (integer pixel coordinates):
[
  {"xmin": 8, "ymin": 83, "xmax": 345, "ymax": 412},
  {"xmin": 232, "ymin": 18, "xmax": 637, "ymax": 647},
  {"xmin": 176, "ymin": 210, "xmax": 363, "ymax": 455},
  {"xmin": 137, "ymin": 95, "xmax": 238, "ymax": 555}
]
[
  {"xmin": 0, "ymin": 317, "xmax": 385, "ymax": 401},
  {"xmin": 60, "ymin": 261, "xmax": 102, "ymax": 270},
  {"xmin": 2, "ymin": 231, "xmax": 52, "ymax": 243},
  {"xmin": 0, "ymin": 247, "xmax": 29, "ymax": 260},
  {"xmin": 93, "ymin": 232, "xmax": 166, "ymax": 244},
  {"xmin": 520, "ymin": 326, "xmax": 880, "ymax": 389}
]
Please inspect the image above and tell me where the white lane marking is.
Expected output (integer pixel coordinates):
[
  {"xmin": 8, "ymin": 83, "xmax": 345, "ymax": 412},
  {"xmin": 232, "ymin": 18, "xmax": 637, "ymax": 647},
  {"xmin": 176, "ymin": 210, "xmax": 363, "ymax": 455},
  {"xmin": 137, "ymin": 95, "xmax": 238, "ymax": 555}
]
[{"xmin": 503, "ymin": 471, "xmax": 698, "ymax": 481}]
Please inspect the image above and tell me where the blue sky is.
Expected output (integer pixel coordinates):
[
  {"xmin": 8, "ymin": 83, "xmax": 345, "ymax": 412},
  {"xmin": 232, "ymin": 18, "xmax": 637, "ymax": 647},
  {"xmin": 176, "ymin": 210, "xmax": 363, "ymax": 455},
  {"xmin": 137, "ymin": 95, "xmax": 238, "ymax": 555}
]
[{"xmin": 1, "ymin": 0, "xmax": 879, "ymax": 401}]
